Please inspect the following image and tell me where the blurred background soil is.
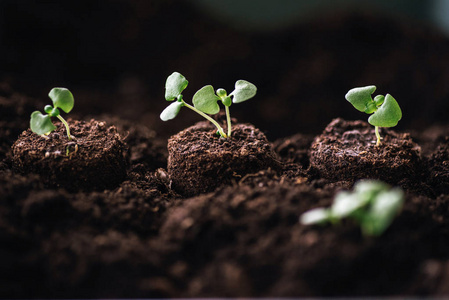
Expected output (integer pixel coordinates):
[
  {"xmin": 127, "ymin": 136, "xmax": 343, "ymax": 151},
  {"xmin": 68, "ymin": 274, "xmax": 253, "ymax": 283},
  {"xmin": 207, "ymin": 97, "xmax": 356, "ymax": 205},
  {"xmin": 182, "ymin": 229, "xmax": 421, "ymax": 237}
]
[{"xmin": 1, "ymin": 0, "xmax": 449, "ymax": 140}]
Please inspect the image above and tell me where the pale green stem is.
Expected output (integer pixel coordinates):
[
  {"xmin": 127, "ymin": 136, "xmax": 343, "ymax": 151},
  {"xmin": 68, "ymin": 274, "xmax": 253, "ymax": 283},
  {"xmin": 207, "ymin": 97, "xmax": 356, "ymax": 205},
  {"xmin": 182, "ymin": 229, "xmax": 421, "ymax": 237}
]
[
  {"xmin": 375, "ymin": 126, "xmax": 381, "ymax": 146},
  {"xmin": 225, "ymin": 105, "xmax": 232, "ymax": 137},
  {"xmin": 57, "ymin": 115, "xmax": 72, "ymax": 141},
  {"xmin": 183, "ymin": 102, "xmax": 227, "ymax": 138}
]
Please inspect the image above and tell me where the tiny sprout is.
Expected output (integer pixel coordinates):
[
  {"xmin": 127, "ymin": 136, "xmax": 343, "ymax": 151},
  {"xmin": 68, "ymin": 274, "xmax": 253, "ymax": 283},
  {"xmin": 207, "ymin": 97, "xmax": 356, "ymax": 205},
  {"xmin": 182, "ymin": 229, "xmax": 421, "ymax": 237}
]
[
  {"xmin": 30, "ymin": 88, "xmax": 74, "ymax": 140},
  {"xmin": 300, "ymin": 180, "xmax": 404, "ymax": 236},
  {"xmin": 160, "ymin": 72, "xmax": 257, "ymax": 138},
  {"xmin": 345, "ymin": 85, "xmax": 402, "ymax": 146}
]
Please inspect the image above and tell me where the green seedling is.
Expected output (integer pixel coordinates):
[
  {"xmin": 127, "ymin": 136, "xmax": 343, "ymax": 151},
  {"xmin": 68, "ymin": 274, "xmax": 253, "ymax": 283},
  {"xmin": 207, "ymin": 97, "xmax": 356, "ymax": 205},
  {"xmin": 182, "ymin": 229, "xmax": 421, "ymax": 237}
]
[
  {"xmin": 30, "ymin": 87, "xmax": 75, "ymax": 141},
  {"xmin": 300, "ymin": 180, "xmax": 404, "ymax": 236},
  {"xmin": 345, "ymin": 85, "xmax": 402, "ymax": 146},
  {"xmin": 161, "ymin": 72, "xmax": 257, "ymax": 138}
]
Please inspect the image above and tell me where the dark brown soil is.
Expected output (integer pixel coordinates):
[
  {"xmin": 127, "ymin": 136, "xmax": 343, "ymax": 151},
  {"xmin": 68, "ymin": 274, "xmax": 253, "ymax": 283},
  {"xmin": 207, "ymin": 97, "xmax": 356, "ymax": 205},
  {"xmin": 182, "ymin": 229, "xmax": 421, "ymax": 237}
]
[
  {"xmin": 12, "ymin": 119, "xmax": 128, "ymax": 191},
  {"xmin": 1, "ymin": 96, "xmax": 449, "ymax": 298},
  {"xmin": 158, "ymin": 182, "xmax": 449, "ymax": 297},
  {"xmin": 310, "ymin": 118, "xmax": 423, "ymax": 187},
  {"xmin": 167, "ymin": 121, "xmax": 281, "ymax": 197},
  {"xmin": 2, "ymin": 108, "xmax": 448, "ymax": 298},
  {"xmin": 428, "ymin": 136, "xmax": 449, "ymax": 195},
  {"xmin": 2, "ymin": 4, "xmax": 449, "ymax": 299}
]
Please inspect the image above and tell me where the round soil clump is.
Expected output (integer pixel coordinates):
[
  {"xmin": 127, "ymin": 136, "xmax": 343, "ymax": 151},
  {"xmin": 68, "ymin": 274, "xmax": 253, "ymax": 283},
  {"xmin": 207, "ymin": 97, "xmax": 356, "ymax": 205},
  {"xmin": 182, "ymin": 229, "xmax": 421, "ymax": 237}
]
[
  {"xmin": 12, "ymin": 119, "xmax": 128, "ymax": 191},
  {"xmin": 309, "ymin": 118, "xmax": 422, "ymax": 184},
  {"xmin": 167, "ymin": 121, "xmax": 280, "ymax": 197}
]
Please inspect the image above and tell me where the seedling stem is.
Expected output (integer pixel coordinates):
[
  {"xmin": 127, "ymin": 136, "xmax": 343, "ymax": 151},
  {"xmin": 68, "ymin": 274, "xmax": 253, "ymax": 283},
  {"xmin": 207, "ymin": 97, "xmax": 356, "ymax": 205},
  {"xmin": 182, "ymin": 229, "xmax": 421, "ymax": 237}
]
[
  {"xmin": 56, "ymin": 115, "xmax": 72, "ymax": 141},
  {"xmin": 375, "ymin": 126, "xmax": 381, "ymax": 146},
  {"xmin": 225, "ymin": 106, "xmax": 232, "ymax": 137},
  {"xmin": 183, "ymin": 102, "xmax": 227, "ymax": 137}
]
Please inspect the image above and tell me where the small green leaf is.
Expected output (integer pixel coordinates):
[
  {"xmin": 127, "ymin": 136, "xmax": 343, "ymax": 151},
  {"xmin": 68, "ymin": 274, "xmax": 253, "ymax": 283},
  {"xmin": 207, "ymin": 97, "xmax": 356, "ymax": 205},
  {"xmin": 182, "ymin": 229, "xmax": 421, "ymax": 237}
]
[
  {"xmin": 354, "ymin": 180, "xmax": 390, "ymax": 198},
  {"xmin": 30, "ymin": 111, "xmax": 56, "ymax": 135},
  {"xmin": 345, "ymin": 85, "xmax": 376, "ymax": 113},
  {"xmin": 374, "ymin": 95, "xmax": 385, "ymax": 106},
  {"xmin": 192, "ymin": 85, "xmax": 221, "ymax": 114},
  {"xmin": 160, "ymin": 101, "xmax": 183, "ymax": 121},
  {"xmin": 300, "ymin": 208, "xmax": 331, "ymax": 225},
  {"xmin": 364, "ymin": 102, "xmax": 377, "ymax": 114},
  {"xmin": 48, "ymin": 107, "xmax": 60, "ymax": 117},
  {"xmin": 222, "ymin": 96, "xmax": 232, "ymax": 107},
  {"xmin": 44, "ymin": 105, "xmax": 53, "ymax": 114},
  {"xmin": 216, "ymin": 88, "xmax": 227, "ymax": 98},
  {"xmin": 331, "ymin": 192, "xmax": 369, "ymax": 218},
  {"xmin": 361, "ymin": 188, "xmax": 404, "ymax": 236},
  {"xmin": 231, "ymin": 80, "xmax": 257, "ymax": 103},
  {"xmin": 165, "ymin": 72, "xmax": 188, "ymax": 101},
  {"xmin": 368, "ymin": 94, "xmax": 402, "ymax": 127},
  {"xmin": 49, "ymin": 88, "xmax": 74, "ymax": 113}
]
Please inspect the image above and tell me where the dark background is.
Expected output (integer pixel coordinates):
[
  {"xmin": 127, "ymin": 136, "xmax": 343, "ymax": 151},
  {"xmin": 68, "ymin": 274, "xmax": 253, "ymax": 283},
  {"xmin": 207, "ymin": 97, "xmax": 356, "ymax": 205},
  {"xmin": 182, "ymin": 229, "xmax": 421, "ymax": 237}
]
[{"xmin": 1, "ymin": 0, "xmax": 449, "ymax": 140}]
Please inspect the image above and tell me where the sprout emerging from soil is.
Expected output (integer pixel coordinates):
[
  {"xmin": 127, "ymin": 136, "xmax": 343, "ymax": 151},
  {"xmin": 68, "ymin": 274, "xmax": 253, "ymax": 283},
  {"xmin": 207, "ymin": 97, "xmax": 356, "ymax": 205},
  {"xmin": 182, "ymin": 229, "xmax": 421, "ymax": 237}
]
[
  {"xmin": 30, "ymin": 88, "xmax": 75, "ymax": 141},
  {"xmin": 300, "ymin": 180, "xmax": 404, "ymax": 236},
  {"xmin": 345, "ymin": 85, "xmax": 402, "ymax": 146},
  {"xmin": 161, "ymin": 72, "xmax": 257, "ymax": 138}
]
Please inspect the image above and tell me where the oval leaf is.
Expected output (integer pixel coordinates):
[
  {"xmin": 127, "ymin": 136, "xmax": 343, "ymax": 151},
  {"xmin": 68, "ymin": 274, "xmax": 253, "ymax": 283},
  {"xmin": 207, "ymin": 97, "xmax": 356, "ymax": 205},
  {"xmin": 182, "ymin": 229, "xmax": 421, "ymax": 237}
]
[
  {"xmin": 30, "ymin": 111, "xmax": 56, "ymax": 135},
  {"xmin": 300, "ymin": 208, "xmax": 331, "ymax": 225},
  {"xmin": 331, "ymin": 192, "xmax": 368, "ymax": 218},
  {"xmin": 231, "ymin": 80, "xmax": 257, "ymax": 103},
  {"xmin": 368, "ymin": 94, "xmax": 402, "ymax": 127},
  {"xmin": 361, "ymin": 188, "xmax": 404, "ymax": 236},
  {"xmin": 345, "ymin": 85, "xmax": 376, "ymax": 113},
  {"xmin": 192, "ymin": 85, "xmax": 221, "ymax": 114},
  {"xmin": 49, "ymin": 88, "xmax": 74, "ymax": 113},
  {"xmin": 165, "ymin": 72, "xmax": 188, "ymax": 101},
  {"xmin": 160, "ymin": 101, "xmax": 183, "ymax": 121},
  {"xmin": 354, "ymin": 180, "xmax": 390, "ymax": 197}
]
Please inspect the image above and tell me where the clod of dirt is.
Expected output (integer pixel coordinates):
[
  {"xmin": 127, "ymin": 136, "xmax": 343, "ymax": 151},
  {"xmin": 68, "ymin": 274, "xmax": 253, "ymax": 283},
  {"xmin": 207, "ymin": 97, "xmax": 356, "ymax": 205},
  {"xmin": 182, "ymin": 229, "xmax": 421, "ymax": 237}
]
[
  {"xmin": 167, "ymin": 121, "xmax": 281, "ymax": 197},
  {"xmin": 12, "ymin": 119, "xmax": 128, "ymax": 191},
  {"xmin": 309, "ymin": 118, "xmax": 422, "ymax": 185}
]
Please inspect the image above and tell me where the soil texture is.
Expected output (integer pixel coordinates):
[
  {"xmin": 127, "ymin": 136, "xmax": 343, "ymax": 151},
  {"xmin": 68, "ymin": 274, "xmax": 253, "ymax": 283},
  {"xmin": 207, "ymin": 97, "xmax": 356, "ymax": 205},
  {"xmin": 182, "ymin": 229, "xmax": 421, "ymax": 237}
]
[
  {"xmin": 428, "ymin": 136, "xmax": 449, "ymax": 195},
  {"xmin": 167, "ymin": 121, "xmax": 280, "ymax": 197},
  {"xmin": 310, "ymin": 118, "xmax": 423, "ymax": 187},
  {"xmin": 12, "ymin": 119, "xmax": 128, "ymax": 191},
  {"xmin": 1, "ymin": 109, "xmax": 449, "ymax": 297}
]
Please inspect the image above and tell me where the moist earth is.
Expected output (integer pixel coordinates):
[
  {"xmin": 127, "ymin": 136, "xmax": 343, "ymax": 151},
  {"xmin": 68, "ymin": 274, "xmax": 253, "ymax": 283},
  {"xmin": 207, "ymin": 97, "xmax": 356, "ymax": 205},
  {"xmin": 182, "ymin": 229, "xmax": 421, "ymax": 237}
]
[
  {"xmin": 309, "ymin": 118, "xmax": 423, "ymax": 187},
  {"xmin": 167, "ymin": 121, "xmax": 280, "ymax": 197},
  {"xmin": 12, "ymin": 119, "xmax": 128, "ymax": 191},
  {"xmin": 2, "ymin": 98, "xmax": 449, "ymax": 297}
]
